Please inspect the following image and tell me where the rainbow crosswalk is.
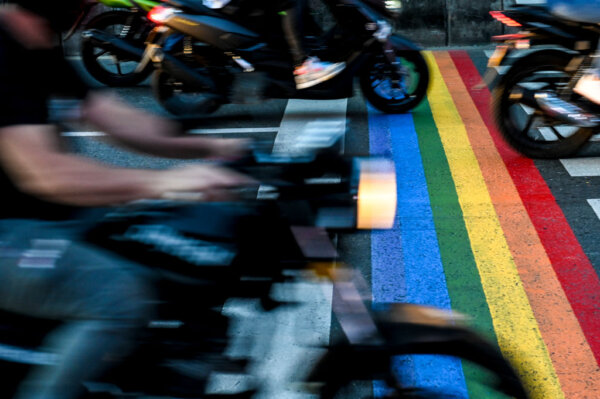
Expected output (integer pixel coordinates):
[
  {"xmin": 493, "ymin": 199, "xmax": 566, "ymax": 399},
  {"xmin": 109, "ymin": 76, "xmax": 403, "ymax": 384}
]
[{"xmin": 368, "ymin": 51, "xmax": 600, "ymax": 398}]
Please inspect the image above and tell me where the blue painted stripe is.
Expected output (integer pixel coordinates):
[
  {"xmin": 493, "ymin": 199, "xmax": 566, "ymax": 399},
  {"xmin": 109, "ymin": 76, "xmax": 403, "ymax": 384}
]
[{"xmin": 368, "ymin": 105, "xmax": 468, "ymax": 396}]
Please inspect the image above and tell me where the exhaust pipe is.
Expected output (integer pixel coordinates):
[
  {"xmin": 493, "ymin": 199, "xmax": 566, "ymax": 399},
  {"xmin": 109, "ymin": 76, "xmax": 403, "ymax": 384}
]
[
  {"xmin": 513, "ymin": 87, "xmax": 599, "ymax": 128},
  {"xmin": 81, "ymin": 29, "xmax": 145, "ymax": 60}
]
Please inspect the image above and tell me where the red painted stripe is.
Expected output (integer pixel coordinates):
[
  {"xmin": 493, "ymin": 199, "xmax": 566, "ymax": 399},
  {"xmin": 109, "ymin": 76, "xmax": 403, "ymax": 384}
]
[{"xmin": 449, "ymin": 50, "xmax": 600, "ymax": 364}]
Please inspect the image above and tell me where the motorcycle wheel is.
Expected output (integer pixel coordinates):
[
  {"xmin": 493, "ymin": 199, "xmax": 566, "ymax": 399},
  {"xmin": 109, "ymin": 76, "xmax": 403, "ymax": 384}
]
[
  {"xmin": 152, "ymin": 68, "xmax": 223, "ymax": 116},
  {"xmin": 314, "ymin": 343, "xmax": 528, "ymax": 399},
  {"xmin": 81, "ymin": 11, "xmax": 153, "ymax": 87},
  {"xmin": 492, "ymin": 51, "xmax": 594, "ymax": 158},
  {"xmin": 360, "ymin": 50, "xmax": 429, "ymax": 114}
]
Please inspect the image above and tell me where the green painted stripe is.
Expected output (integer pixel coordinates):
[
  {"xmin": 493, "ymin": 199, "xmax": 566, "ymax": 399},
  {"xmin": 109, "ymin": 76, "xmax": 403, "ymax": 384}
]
[{"xmin": 412, "ymin": 99, "xmax": 503, "ymax": 397}]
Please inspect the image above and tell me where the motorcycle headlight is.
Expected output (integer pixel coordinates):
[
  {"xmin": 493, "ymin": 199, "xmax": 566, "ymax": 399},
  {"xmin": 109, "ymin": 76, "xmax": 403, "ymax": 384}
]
[{"xmin": 356, "ymin": 159, "xmax": 397, "ymax": 229}]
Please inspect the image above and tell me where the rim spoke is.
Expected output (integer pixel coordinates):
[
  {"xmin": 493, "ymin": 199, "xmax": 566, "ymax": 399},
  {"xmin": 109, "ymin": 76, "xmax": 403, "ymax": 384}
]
[
  {"xmin": 550, "ymin": 125, "xmax": 567, "ymax": 139},
  {"xmin": 521, "ymin": 112, "xmax": 537, "ymax": 136},
  {"xmin": 94, "ymin": 49, "xmax": 109, "ymax": 59},
  {"xmin": 115, "ymin": 62, "xmax": 123, "ymax": 76}
]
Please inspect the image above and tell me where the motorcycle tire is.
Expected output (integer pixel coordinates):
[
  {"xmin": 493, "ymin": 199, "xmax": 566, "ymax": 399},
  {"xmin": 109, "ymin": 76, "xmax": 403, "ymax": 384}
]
[
  {"xmin": 492, "ymin": 51, "xmax": 594, "ymax": 159},
  {"xmin": 310, "ymin": 322, "xmax": 529, "ymax": 399},
  {"xmin": 152, "ymin": 68, "xmax": 223, "ymax": 116},
  {"xmin": 360, "ymin": 50, "xmax": 429, "ymax": 114},
  {"xmin": 81, "ymin": 11, "xmax": 153, "ymax": 87}
]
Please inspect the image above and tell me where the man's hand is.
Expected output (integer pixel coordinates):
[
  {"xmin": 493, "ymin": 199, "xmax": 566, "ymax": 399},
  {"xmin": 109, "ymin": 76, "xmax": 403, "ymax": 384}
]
[
  {"xmin": 205, "ymin": 138, "xmax": 251, "ymax": 161},
  {"xmin": 0, "ymin": 6, "xmax": 55, "ymax": 49},
  {"xmin": 155, "ymin": 163, "xmax": 256, "ymax": 201}
]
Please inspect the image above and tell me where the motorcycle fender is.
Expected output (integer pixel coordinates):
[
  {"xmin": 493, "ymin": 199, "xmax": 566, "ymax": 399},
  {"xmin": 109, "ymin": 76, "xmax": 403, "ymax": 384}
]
[
  {"xmin": 490, "ymin": 47, "xmax": 575, "ymax": 90},
  {"xmin": 387, "ymin": 34, "xmax": 422, "ymax": 52}
]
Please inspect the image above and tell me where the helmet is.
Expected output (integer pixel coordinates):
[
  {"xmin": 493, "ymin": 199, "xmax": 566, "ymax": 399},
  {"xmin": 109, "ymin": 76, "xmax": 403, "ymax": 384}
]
[{"xmin": 10, "ymin": 1, "xmax": 85, "ymax": 31}]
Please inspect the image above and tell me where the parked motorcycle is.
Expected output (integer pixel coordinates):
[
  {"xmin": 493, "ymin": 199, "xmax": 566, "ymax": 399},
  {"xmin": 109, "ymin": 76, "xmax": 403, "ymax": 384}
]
[
  {"xmin": 0, "ymin": 132, "xmax": 527, "ymax": 398},
  {"xmin": 116, "ymin": 0, "xmax": 430, "ymax": 116},
  {"xmin": 73, "ymin": 0, "xmax": 158, "ymax": 86},
  {"xmin": 487, "ymin": 4, "xmax": 600, "ymax": 158}
]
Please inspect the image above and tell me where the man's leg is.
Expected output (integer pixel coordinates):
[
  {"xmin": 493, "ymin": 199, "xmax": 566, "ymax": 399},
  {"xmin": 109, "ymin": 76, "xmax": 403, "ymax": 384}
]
[
  {"xmin": 277, "ymin": 0, "xmax": 346, "ymax": 89},
  {"xmin": 0, "ymin": 221, "xmax": 155, "ymax": 399}
]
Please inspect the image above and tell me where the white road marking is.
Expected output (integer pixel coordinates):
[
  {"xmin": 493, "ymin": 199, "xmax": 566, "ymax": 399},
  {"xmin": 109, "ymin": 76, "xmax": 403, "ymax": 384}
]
[
  {"xmin": 273, "ymin": 99, "xmax": 348, "ymax": 154},
  {"xmin": 560, "ymin": 158, "xmax": 600, "ymax": 176},
  {"xmin": 588, "ymin": 199, "xmax": 600, "ymax": 219},
  {"xmin": 214, "ymin": 99, "xmax": 348, "ymax": 399},
  {"xmin": 62, "ymin": 127, "xmax": 279, "ymax": 137},
  {"xmin": 188, "ymin": 127, "xmax": 279, "ymax": 134}
]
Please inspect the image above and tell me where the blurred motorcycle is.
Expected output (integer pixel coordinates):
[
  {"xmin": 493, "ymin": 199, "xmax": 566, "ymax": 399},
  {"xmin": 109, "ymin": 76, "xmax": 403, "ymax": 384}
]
[
  {"xmin": 486, "ymin": 3, "xmax": 600, "ymax": 158},
  {"xmin": 120, "ymin": 0, "xmax": 430, "ymax": 115},
  {"xmin": 0, "ymin": 129, "xmax": 528, "ymax": 398}
]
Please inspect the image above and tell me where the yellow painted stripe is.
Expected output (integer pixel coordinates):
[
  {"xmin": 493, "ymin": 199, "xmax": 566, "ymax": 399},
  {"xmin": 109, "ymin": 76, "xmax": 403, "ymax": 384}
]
[{"xmin": 424, "ymin": 51, "xmax": 563, "ymax": 399}]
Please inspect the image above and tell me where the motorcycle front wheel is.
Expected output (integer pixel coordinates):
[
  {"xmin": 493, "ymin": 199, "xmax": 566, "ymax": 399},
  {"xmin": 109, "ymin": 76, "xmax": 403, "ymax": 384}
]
[
  {"xmin": 360, "ymin": 50, "xmax": 429, "ymax": 114},
  {"xmin": 311, "ymin": 332, "xmax": 528, "ymax": 399},
  {"xmin": 81, "ymin": 11, "xmax": 154, "ymax": 87},
  {"xmin": 492, "ymin": 51, "xmax": 594, "ymax": 158}
]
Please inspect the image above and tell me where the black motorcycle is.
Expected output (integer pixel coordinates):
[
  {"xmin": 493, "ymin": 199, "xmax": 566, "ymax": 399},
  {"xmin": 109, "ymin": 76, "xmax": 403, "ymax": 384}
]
[
  {"xmin": 0, "ymin": 134, "xmax": 527, "ymax": 398},
  {"xmin": 487, "ymin": 4, "xmax": 600, "ymax": 158},
  {"xmin": 87, "ymin": 0, "xmax": 429, "ymax": 115}
]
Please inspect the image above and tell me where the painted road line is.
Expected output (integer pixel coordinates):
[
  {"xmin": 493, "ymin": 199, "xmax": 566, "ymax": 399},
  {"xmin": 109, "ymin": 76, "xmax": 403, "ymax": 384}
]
[
  {"xmin": 62, "ymin": 127, "xmax": 280, "ymax": 137},
  {"xmin": 412, "ymin": 97, "xmax": 503, "ymax": 398},
  {"xmin": 62, "ymin": 131, "xmax": 105, "ymax": 137},
  {"xmin": 426, "ymin": 51, "xmax": 562, "ymax": 399},
  {"xmin": 188, "ymin": 127, "xmax": 279, "ymax": 134},
  {"xmin": 451, "ymin": 49, "xmax": 600, "ymax": 369},
  {"xmin": 273, "ymin": 99, "xmax": 347, "ymax": 154},
  {"xmin": 368, "ymin": 107, "xmax": 468, "ymax": 396},
  {"xmin": 560, "ymin": 158, "xmax": 600, "ymax": 177},
  {"xmin": 588, "ymin": 199, "xmax": 600, "ymax": 219},
  {"xmin": 447, "ymin": 50, "xmax": 600, "ymax": 398},
  {"xmin": 249, "ymin": 99, "xmax": 346, "ymax": 399}
]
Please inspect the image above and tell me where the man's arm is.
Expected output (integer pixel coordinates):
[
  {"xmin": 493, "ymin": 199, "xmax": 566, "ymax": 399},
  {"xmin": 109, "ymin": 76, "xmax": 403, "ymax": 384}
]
[
  {"xmin": 0, "ymin": 124, "xmax": 251, "ymax": 206},
  {"xmin": 82, "ymin": 92, "xmax": 247, "ymax": 160}
]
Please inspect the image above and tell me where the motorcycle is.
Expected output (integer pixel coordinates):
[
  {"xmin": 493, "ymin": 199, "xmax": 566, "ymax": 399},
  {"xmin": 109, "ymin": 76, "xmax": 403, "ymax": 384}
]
[
  {"xmin": 70, "ymin": 0, "xmax": 159, "ymax": 86},
  {"xmin": 486, "ymin": 3, "xmax": 600, "ymax": 158},
  {"xmin": 115, "ymin": 0, "xmax": 430, "ymax": 116},
  {"xmin": 0, "ymin": 132, "xmax": 527, "ymax": 398}
]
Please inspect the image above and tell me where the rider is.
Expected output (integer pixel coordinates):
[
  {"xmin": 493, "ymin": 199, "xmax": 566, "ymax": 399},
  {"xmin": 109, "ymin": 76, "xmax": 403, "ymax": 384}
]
[
  {"xmin": 276, "ymin": 0, "xmax": 346, "ymax": 89},
  {"xmin": 0, "ymin": 1, "xmax": 252, "ymax": 398},
  {"xmin": 548, "ymin": 0, "xmax": 600, "ymax": 104}
]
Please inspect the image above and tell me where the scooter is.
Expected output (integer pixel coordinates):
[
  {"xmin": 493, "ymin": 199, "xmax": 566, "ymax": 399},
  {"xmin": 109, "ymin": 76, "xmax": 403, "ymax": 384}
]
[
  {"xmin": 486, "ymin": 3, "xmax": 600, "ymax": 158},
  {"xmin": 0, "ymin": 133, "xmax": 527, "ymax": 398},
  {"xmin": 120, "ymin": 0, "xmax": 430, "ymax": 115}
]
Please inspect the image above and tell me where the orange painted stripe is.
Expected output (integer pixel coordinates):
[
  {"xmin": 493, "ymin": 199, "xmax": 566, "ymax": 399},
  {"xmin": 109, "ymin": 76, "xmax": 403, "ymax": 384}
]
[{"xmin": 434, "ymin": 51, "xmax": 600, "ymax": 397}]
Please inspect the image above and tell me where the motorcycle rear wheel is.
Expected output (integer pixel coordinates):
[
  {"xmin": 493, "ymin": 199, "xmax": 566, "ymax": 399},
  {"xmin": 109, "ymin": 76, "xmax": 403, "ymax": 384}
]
[
  {"xmin": 492, "ymin": 51, "xmax": 594, "ymax": 159},
  {"xmin": 81, "ymin": 11, "xmax": 153, "ymax": 87},
  {"xmin": 360, "ymin": 50, "xmax": 429, "ymax": 114},
  {"xmin": 152, "ymin": 68, "xmax": 223, "ymax": 116}
]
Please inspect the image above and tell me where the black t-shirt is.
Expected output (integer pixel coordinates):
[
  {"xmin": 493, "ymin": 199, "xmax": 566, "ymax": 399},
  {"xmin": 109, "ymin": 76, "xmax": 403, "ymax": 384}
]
[{"xmin": 0, "ymin": 25, "xmax": 88, "ymax": 220}]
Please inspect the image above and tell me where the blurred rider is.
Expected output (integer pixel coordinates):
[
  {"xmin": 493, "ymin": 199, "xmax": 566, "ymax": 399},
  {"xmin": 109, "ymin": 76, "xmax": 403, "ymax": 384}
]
[
  {"xmin": 0, "ymin": 1, "xmax": 252, "ymax": 398},
  {"xmin": 548, "ymin": 0, "xmax": 600, "ymax": 104}
]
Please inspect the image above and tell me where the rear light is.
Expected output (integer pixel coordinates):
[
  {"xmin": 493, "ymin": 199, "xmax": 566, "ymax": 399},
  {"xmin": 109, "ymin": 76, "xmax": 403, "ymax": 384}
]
[
  {"xmin": 148, "ymin": 5, "xmax": 176, "ymax": 24},
  {"xmin": 490, "ymin": 11, "xmax": 522, "ymax": 27}
]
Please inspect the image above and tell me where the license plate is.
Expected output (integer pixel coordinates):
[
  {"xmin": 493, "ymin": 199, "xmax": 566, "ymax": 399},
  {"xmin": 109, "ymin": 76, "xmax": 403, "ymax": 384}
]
[{"xmin": 487, "ymin": 45, "xmax": 508, "ymax": 68}]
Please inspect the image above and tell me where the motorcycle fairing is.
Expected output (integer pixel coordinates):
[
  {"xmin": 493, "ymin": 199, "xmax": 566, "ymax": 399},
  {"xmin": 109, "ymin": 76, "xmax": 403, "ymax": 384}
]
[{"xmin": 165, "ymin": 14, "xmax": 260, "ymax": 51}]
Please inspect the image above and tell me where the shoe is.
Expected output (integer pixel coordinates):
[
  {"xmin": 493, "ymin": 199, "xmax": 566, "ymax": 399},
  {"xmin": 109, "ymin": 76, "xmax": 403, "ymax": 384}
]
[
  {"xmin": 574, "ymin": 71, "xmax": 600, "ymax": 105},
  {"xmin": 294, "ymin": 57, "xmax": 346, "ymax": 90}
]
